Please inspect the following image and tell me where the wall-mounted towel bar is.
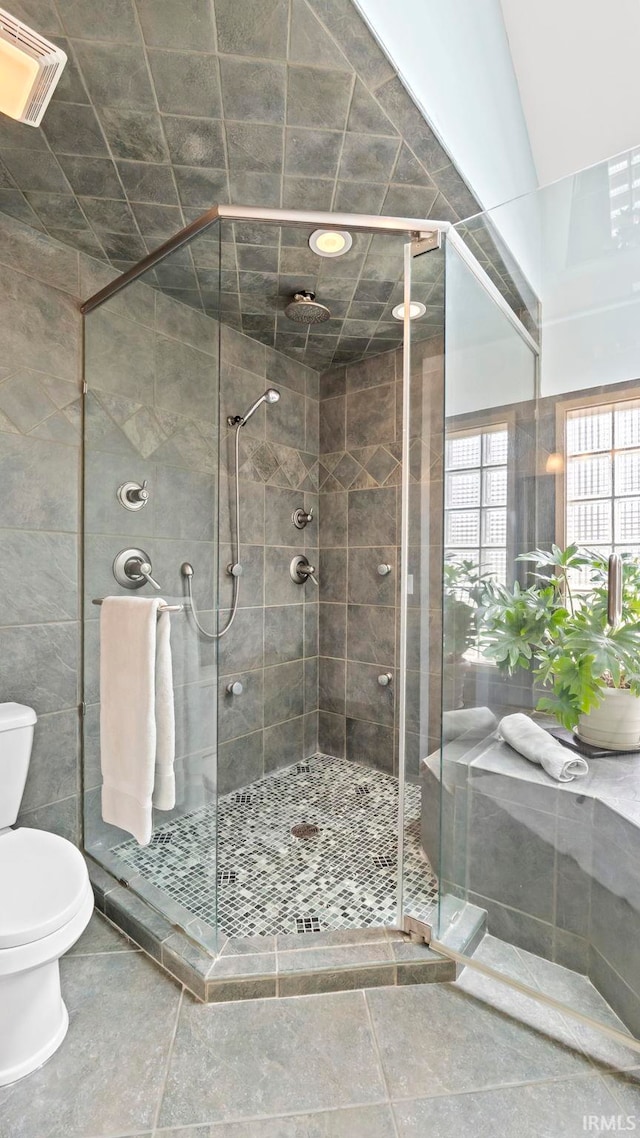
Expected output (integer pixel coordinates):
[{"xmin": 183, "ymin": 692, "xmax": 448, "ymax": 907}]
[{"xmin": 92, "ymin": 598, "xmax": 184, "ymax": 614}]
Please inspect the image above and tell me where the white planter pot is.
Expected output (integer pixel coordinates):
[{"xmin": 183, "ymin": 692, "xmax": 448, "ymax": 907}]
[{"xmin": 577, "ymin": 688, "xmax": 640, "ymax": 751}]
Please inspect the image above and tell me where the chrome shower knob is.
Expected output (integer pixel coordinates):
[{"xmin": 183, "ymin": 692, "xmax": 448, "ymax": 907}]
[
  {"xmin": 113, "ymin": 548, "xmax": 162, "ymax": 591},
  {"xmin": 377, "ymin": 563, "xmax": 392, "ymax": 576},
  {"xmin": 292, "ymin": 507, "xmax": 313, "ymax": 529},
  {"xmin": 377, "ymin": 673, "xmax": 393, "ymax": 687},
  {"xmin": 226, "ymin": 681, "xmax": 243, "ymax": 696},
  {"xmin": 117, "ymin": 480, "xmax": 150, "ymax": 511}
]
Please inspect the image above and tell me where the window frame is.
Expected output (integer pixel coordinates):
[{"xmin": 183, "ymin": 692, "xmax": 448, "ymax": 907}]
[{"xmin": 555, "ymin": 387, "xmax": 640, "ymax": 551}]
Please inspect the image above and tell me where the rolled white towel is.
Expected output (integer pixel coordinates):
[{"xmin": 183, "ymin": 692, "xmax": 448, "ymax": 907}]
[
  {"xmin": 442, "ymin": 706, "xmax": 498, "ymax": 742},
  {"xmin": 497, "ymin": 713, "xmax": 589, "ymax": 782}
]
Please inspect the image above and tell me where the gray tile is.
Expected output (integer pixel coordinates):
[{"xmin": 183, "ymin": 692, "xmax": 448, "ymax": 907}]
[
  {"xmin": 220, "ymin": 57, "xmax": 286, "ymax": 124},
  {"xmin": 287, "ymin": 67, "xmax": 354, "ymax": 131},
  {"xmin": 155, "ymin": 333, "xmax": 217, "ymax": 420},
  {"xmin": 392, "ymin": 1078, "xmax": 622, "ymax": 1138},
  {"xmin": 347, "ymin": 79, "xmax": 398, "ymax": 136},
  {"xmin": 0, "ymin": 434, "xmax": 78, "ymax": 531},
  {"xmin": 85, "ymin": 306, "xmax": 154, "ymax": 401},
  {"xmin": 348, "ymin": 487, "xmax": 397, "ymax": 546},
  {"xmin": 264, "ymin": 715, "xmax": 305, "ymax": 771},
  {"xmin": 0, "ymin": 952, "xmax": 180, "ymax": 1138},
  {"xmin": 311, "ymin": 0, "xmax": 394, "ymax": 90},
  {"xmin": 264, "ymin": 660, "xmax": 304, "ymax": 726},
  {"xmin": 346, "ymin": 660, "xmax": 394, "ymax": 725},
  {"xmin": 99, "ymin": 107, "xmax": 169, "ymax": 163},
  {"xmin": 218, "ymin": 729, "xmax": 264, "ymax": 794},
  {"xmin": 289, "ymin": 0, "xmax": 352, "ymax": 71},
  {"xmin": 158, "ymin": 990, "xmax": 386, "ymax": 1127},
  {"xmin": 347, "ymin": 603, "xmax": 395, "ymax": 666},
  {"xmin": 167, "ymin": 1105, "xmax": 396, "ymax": 1137},
  {"xmin": 346, "ymin": 383, "xmax": 396, "ymax": 448},
  {"xmin": 346, "ymin": 717, "xmax": 393, "ymax": 772},
  {"xmin": 21, "ymin": 707, "xmax": 78, "ymax": 812},
  {"xmin": 1, "ymin": 148, "xmax": 69, "ymax": 193},
  {"xmin": 79, "ymin": 195, "xmax": 138, "ymax": 234},
  {"xmin": 163, "ymin": 115, "xmax": 226, "ymax": 169},
  {"xmin": 214, "ymin": 0, "xmax": 289, "ymax": 58},
  {"xmin": 149, "ymin": 50, "xmax": 222, "ymax": 117},
  {"xmin": 68, "ymin": 910, "xmax": 136, "ymax": 955},
  {"xmin": 226, "ymin": 122, "xmax": 283, "ymax": 174},
  {"xmin": 319, "ymin": 709, "xmax": 346, "ymax": 757},
  {"xmin": 73, "ymin": 41, "xmax": 156, "ymax": 109},
  {"xmin": 218, "ymin": 668, "xmax": 264, "ymax": 743},
  {"xmin": 284, "ymin": 127, "xmax": 344, "ymax": 178},
  {"xmin": 0, "ymin": 623, "xmax": 78, "ymax": 710},
  {"xmin": 319, "ymin": 547, "xmax": 347, "ymax": 602},
  {"xmin": 18, "ymin": 793, "xmax": 78, "ymax": 843},
  {"xmin": 24, "ymin": 190, "xmax": 88, "ymax": 231},
  {"xmin": 339, "ymin": 134, "xmax": 400, "ymax": 185},
  {"xmin": 117, "ymin": 160, "xmax": 179, "ymax": 205},
  {"xmin": 136, "ymin": 0, "xmax": 217, "ymax": 50},
  {"xmin": 60, "ymin": 0, "xmax": 141, "ymax": 42},
  {"xmin": 264, "ymin": 604, "xmax": 304, "ymax": 665},
  {"xmin": 218, "ymin": 606, "xmax": 264, "ymax": 674},
  {"xmin": 367, "ymin": 983, "xmax": 591, "ymax": 1101},
  {"xmin": 58, "ymin": 154, "xmax": 124, "ymax": 199},
  {"xmin": 319, "ymin": 602, "xmax": 346, "ymax": 659},
  {"xmin": 319, "ymin": 655, "xmax": 346, "ymax": 715},
  {"xmin": 41, "ymin": 102, "xmax": 109, "ymax": 156}
]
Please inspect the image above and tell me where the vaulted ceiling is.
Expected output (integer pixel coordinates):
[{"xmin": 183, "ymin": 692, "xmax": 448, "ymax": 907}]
[{"xmin": 0, "ymin": 0, "xmax": 531, "ymax": 366}]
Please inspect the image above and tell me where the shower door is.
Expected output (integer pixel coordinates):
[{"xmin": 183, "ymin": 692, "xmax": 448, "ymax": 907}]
[
  {"xmin": 428, "ymin": 155, "xmax": 640, "ymax": 1045},
  {"xmin": 82, "ymin": 222, "xmax": 222, "ymax": 954}
]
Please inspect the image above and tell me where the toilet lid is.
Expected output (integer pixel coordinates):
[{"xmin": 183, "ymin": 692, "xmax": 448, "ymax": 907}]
[{"xmin": 0, "ymin": 828, "xmax": 90, "ymax": 949}]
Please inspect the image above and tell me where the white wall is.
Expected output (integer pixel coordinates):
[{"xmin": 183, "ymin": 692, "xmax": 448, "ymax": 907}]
[
  {"xmin": 353, "ymin": 0, "xmax": 539, "ymax": 289},
  {"xmin": 500, "ymin": 0, "xmax": 640, "ymax": 187}
]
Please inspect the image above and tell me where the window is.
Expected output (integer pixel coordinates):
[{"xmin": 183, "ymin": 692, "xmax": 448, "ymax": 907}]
[
  {"xmin": 565, "ymin": 398, "xmax": 640, "ymax": 585},
  {"xmin": 444, "ymin": 425, "xmax": 509, "ymax": 584}
]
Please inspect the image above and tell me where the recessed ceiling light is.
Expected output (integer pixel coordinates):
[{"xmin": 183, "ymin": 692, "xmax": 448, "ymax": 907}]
[
  {"xmin": 392, "ymin": 301, "xmax": 427, "ymax": 320},
  {"xmin": 309, "ymin": 229, "xmax": 353, "ymax": 257}
]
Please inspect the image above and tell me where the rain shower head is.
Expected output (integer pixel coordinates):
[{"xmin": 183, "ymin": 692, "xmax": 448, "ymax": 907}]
[
  {"xmin": 231, "ymin": 388, "xmax": 281, "ymax": 428},
  {"xmin": 284, "ymin": 291, "xmax": 331, "ymax": 325}
]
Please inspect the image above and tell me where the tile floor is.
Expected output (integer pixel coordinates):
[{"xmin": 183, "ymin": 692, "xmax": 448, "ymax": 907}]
[
  {"xmin": 3, "ymin": 911, "xmax": 640, "ymax": 1138},
  {"xmin": 112, "ymin": 755, "xmax": 438, "ymax": 938}
]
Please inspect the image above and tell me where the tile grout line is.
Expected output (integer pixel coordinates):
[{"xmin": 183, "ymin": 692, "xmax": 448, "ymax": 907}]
[
  {"xmin": 360, "ymin": 988, "xmax": 401, "ymax": 1137},
  {"xmin": 150, "ymin": 984, "xmax": 184, "ymax": 1135}
]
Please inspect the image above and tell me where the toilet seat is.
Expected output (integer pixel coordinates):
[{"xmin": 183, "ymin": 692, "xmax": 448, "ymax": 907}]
[{"xmin": 0, "ymin": 828, "xmax": 89, "ymax": 949}]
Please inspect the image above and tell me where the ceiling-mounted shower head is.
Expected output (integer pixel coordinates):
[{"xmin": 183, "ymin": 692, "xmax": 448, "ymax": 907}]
[{"xmin": 284, "ymin": 290, "xmax": 331, "ymax": 325}]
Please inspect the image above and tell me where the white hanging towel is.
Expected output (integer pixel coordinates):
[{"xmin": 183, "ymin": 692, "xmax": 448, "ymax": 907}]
[{"xmin": 100, "ymin": 596, "xmax": 176, "ymax": 846}]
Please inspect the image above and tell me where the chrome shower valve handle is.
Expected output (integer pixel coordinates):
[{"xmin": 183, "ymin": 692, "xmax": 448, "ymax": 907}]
[{"xmin": 290, "ymin": 555, "xmax": 318, "ymax": 585}]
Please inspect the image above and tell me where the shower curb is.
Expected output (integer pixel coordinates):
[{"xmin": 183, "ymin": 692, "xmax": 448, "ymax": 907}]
[{"xmin": 87, "ymin": 856, "xmax": 456, "ymax": 1002}]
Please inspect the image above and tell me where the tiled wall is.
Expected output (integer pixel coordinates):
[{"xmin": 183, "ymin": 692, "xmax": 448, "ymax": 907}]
[
  {"xmin": 0, "ymin": 211, "xmax": 322, "ymax": 847},
  {"xmin": 82, "ymin": 257, "xmax": 220, "ymax": 850},
  {"xmin": 216, "ymin": 326, "xmax": 320, "ymax": 793},
  {"xmin": 317, "ymin": 337, "xmax": 444, "ymax": 777},
  {"xmin": 0, "ymin": 214, "xmax": 83, "ymax": 843}
]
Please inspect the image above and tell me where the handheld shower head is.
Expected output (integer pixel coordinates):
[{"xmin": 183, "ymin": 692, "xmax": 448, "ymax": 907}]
[{"xmin": 229, "ymin": 388, "xmax": 281, "ymax": 428}]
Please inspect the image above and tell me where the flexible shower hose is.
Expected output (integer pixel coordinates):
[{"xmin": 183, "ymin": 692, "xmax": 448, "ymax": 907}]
[{"xmin": 185, "ymin": 422, "xmax": 241, "ymax": 640}]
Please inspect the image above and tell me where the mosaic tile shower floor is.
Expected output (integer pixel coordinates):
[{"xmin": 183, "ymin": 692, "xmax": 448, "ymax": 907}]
[{"xmin": 112, "ymin": 754, "xmax": 438, "ymax": 938}]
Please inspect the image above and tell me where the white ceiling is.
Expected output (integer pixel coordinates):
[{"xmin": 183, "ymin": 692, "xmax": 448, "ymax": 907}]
[{"xmin": 500, "ymin": 0, "xmax": 640, "ymax": 186}]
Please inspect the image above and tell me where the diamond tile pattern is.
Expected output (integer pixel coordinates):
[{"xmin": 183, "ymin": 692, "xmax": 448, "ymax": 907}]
[
  {"xmin": 0, "ymin": 0, "xmax": 537, "ymax": 367},
  {"xmin": 112, "ymin": 753, "xmax": 438, "ymax": 937}
]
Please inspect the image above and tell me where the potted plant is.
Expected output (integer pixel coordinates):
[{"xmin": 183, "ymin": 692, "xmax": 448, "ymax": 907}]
[{"xmin": 478, "ymin": 544, "xmax": 640, "ymax": 750}]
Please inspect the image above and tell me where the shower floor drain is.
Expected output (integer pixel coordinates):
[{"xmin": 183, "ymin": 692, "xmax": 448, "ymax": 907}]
[{"xmin": 291, "ymin": 823, "xmax": 320, "ymax": 839}]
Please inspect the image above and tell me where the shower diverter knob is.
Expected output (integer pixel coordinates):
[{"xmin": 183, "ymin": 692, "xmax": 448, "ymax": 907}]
[{"xmin": 226, "ymin": 681, "xmax": 243, "ymax": 696}]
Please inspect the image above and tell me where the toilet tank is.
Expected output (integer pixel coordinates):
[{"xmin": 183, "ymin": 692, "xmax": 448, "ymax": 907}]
[{"xmin": 0, "ymin": 703, "xmax": 37, "ymax": 829}]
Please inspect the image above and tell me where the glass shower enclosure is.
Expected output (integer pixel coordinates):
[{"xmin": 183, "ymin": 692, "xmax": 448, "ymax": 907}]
[
  {"xmin": 81, "ymin": 183, "xmax": 640, "ymax": 1045},
  {"xmin": 81, "ymin": 206, "xmax": 443, "ymax": 957}
]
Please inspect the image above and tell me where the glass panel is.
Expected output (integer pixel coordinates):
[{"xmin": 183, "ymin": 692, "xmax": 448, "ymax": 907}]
[
  {"xmin": 432, "ymin": 147, "xmax": 640, "ymax": 1046},
  {"xmin": 82, "ymin": 222, "xmax": 221, "ymax": 954}
]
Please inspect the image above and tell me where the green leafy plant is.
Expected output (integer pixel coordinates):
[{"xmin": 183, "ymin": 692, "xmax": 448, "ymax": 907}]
[
  {"xmin": 478, "ymin": 544, "xmax": 640, "ymax": 729},
  {"xmin": 443, "ymin": 558, "xmax": 491, "ymax": 661}
]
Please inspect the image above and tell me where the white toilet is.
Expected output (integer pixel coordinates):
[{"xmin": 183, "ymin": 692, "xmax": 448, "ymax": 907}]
[{"xmin": 0, "ymin": 703, "xmax": 93, "ymax": 1086}]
